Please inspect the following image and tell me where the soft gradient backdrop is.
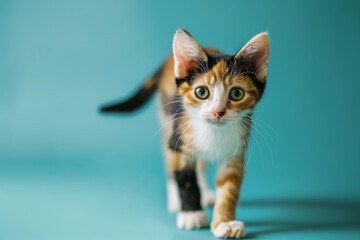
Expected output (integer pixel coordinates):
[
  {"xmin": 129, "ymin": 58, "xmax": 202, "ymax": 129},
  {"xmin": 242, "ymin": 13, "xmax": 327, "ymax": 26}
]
[{"xmin": 1, "ymin": 0, "xmax": 360, "ymax": 239}]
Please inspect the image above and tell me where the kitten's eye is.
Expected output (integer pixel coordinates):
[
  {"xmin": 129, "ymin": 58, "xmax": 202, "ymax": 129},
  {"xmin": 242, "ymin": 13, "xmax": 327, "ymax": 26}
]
[
  {"xmin": 195, "ymin": 87, "xmax": 209, "ymax": 99},
  {"xmin": 229, "ymin": 87, "xmax": 244, "ymax": 101}
]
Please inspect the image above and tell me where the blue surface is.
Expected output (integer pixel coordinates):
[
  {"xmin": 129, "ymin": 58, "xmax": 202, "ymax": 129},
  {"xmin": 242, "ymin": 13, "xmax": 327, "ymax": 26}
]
[{"xmin": 1, "ymin": 0, "xmax": 360, "ymax": 239}]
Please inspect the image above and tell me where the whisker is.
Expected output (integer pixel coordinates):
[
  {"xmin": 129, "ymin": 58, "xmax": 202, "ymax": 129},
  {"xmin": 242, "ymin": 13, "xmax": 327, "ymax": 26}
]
[
  {"xmin": 243, "ymin": 117, "xmax": 274, "ymax": 166},
  {"xmin": 153, "ymin": 115, "xmax": 187, "ymax": 137},
  {"xmin": 247, "ymin": 114, "xmax": 277, "ymax": 135},
  {"xmin": 165, "ymin": 118, "xmax": 189, "ymax": 147},
  {"xmin": 236, "ymin": 118, "xmax": 264, "ymax": 170},
  {"xmin": 230, "ymin": 123, "xmax": 239, "ymax": 160},
  {"xmin": 175, "ymin": 123, "xmax": 192, "ymax": 153},
  {"xmin": 230, "ymin": 117, "xmax": 253, "ymax": 165},
  {"xmin": 251, "ymin": 119, "xmax": 274, "ymax": 142},
  {"xmin": 160, "ymin": 99, "xmax": 184, "ymax": 109}
]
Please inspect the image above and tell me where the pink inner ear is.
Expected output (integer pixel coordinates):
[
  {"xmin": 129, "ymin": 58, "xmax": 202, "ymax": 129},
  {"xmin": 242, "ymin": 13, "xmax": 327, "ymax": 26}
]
[
  {"xmin": 176, "ymin": 56, "xmax": 201, "ymax": 79},
  {"xmin": 235, "ymin": 33, "xmax": 270, "ymax": 81},
  {"xmin": 255, "ymin": 48, "xmax": 269, "ymax": 66},
  {"xmin": 253, "ymin": 48, "xmax": 269, "ymax": 80},
  {"xmin": 173, "ymin": 30, "xmax": 207, "ymax": 79},
  {"xmin": 174, "ymin": 42, "xmax": 202, "ymax": 78}
]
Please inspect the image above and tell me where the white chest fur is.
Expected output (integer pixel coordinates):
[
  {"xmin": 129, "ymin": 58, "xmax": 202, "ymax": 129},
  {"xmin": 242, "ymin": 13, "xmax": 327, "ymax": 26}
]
[{"xmin": 190, "ymin": 119, "xmax": 246, "ymax": 161}]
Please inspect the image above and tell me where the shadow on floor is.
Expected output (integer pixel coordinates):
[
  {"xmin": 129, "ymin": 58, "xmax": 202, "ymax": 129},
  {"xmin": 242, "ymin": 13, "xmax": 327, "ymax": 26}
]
[{"xmin": 240, "ymin": 197, "xmax": 360, "ymax": 238}]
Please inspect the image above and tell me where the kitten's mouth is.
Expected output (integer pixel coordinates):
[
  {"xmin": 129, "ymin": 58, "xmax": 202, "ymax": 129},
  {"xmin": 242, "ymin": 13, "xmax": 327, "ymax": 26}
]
[{"xmin": 206, "ymin": 119, "xmax": 227, "ymax": 126}]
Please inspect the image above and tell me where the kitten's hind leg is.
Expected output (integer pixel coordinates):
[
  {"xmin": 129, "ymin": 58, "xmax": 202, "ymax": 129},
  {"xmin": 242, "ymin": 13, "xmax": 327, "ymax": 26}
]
[{"xmin": 196, "ymin": 160, "xmax": 215, "ymax": 208}]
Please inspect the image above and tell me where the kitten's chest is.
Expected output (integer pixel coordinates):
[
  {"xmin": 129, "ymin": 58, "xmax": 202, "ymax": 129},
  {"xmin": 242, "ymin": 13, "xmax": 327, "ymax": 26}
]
[{"xmin": 191, "ymin": 122, "xmax": 245, "ymax": 161}]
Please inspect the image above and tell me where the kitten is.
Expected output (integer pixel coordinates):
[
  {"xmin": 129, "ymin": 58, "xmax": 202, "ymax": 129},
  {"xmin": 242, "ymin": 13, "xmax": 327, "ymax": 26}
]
[{"xmin": 101, "ymin": 29, "xmax": 270, "ymax": 238}]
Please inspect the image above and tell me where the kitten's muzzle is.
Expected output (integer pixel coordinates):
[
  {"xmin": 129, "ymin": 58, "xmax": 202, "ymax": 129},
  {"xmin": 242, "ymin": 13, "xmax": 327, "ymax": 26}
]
[
  {"xmin": 213, "ymin": 110, "xmax": 226, "ymax": 120},
  {"xmin": 206, "ymin": 117, "xmax": 226, "ymax": 126}
]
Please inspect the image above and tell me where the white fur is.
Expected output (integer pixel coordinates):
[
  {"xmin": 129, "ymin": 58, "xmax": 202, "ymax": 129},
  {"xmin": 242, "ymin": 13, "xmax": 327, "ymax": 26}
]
[
  {"xmin": 191, "ymin": 118, "xmax": 243, "ymax": 161},
  {"xmin": 212, "ymin": 221, "xmax": 246, "ymax": 238},
  {"xmin": 167, "ymin": 179, "xmax": 181, "ymax": 213},
  {"xmin": 177, "ymin": 211, "xmax": 208, "ymax": 229},
  {"xmin": 208, "ymin": 83, "xmax": 227, "ymax": 113}
]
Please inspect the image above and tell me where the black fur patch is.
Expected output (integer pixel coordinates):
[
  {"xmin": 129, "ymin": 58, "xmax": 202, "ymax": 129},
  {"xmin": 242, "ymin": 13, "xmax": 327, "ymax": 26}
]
[
  {"xmin": 174, "ymin": 168, "xmax": 202, "ymax": 211},
  {"xmin": 163, "ymin": 95, "xmax": 183, "ymax": 116},
  {"xmin": 168, "ymin": 117, "xmax": 183, "ymax": 151},
  {"xmin": 175, "ymin": 53, "xmax": 266, "ymax": 99},
  {"xmin": 175, "ymin": 54, "xmax": 226, "ymax": 87},
  {"xmin": 233, "ymin": 56, "xmax": 266, "ymax": 97},
  {"xmin": 175, "ymin": 68, "xmax": 199, "ymax": 87},
  {"xmin": 175, "ymin": 54, "xmax": 230, "ymax": 87},
  {"xmin": 161, "ymin": 94, "xmax": 185, "ymax": 151}
]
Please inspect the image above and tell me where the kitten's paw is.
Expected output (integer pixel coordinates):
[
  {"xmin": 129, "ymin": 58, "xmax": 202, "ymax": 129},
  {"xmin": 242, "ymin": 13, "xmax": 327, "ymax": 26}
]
[
  {"xmin": 212, "ymin": 221, "xmax": 246, "ymax": 238},
  {"xmin": 176, "ymin": 211, "xmax": 208, "ymax": 229},
  {"xmin": 201, "ymin": 190, "xmax": 215, "ymax": 208}
]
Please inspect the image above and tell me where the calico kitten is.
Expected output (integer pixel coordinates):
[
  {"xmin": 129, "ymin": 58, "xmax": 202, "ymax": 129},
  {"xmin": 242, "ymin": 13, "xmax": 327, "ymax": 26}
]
[{"xmin": 101, "ymin": 29, "xmax": 270, "ymax": 238}]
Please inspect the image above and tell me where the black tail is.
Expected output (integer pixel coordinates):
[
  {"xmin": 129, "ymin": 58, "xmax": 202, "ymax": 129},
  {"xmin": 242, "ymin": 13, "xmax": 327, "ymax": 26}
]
[{"xmin": 100, "ymin": 66, "xmax": 163, "ymax": 113}]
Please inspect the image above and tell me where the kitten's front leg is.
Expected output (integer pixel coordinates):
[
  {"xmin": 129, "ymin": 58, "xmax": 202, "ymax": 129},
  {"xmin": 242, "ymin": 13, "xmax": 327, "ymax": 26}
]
[
  {"xmin": 174, "ymin": 167, "xmax": 208, "ymax": 229},
  {"xmin": 211, "ymin": 156, "xmax": 246, "ymax": 238},
  {"xmin": 167, "ymin": 149, "xmax": 208, "ymax": 229}
]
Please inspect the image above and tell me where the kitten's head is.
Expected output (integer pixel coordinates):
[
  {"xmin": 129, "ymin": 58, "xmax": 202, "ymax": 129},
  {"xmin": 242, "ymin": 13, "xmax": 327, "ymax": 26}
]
[{"xmin": 173, "ymin": 29, "xmax": 270, "ymax": 127}]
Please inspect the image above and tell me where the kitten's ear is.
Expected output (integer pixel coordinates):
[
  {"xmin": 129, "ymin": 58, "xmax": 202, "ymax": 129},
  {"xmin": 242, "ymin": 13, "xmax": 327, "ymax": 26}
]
[
  {"xmin": 235, "ymin": 32, "xmax": 270, "ymax": 82},
  {"xmin": 173, "ymin": 29, "xmax": 208, "ymax": 79}
]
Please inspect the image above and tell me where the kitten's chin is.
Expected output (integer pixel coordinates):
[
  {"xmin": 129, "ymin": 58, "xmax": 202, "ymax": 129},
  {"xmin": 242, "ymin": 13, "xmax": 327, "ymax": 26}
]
[{"xmin": 205, "ymin": 118, "xmax": 227, "ymax": 127}]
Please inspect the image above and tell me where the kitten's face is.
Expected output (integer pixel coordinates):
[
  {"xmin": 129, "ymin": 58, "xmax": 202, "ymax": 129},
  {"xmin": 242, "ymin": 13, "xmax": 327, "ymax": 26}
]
[
  {"xmin": 173, "ymin": 29, "xmax": 269, "ymax": 127},
  {"xmin": 178, "ymin": 59, "xmax": 262, "ymax": 127}
]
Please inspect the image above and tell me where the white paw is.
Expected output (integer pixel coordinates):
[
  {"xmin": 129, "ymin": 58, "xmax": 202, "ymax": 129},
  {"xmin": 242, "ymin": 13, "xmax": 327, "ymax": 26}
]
[
  {"xmin": 212, "ymin": 221, "xmax": 246, "ymax": 238},
  {"xmin": 167, "ymin": 180, "xmax": 181, "ymax": 213},
  {"xmin": 176, "ymin": 211, "xmax": 208, "ymax": 229},
  {"xmin": 201, "ymin": 190, "xmax": 215, "ymax": 208}
]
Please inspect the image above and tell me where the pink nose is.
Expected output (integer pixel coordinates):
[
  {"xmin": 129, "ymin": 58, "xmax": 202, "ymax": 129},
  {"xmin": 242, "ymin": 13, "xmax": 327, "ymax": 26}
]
[{"xmin": 213, "ymin": 111, "xmax": 225, "ymax": 120}]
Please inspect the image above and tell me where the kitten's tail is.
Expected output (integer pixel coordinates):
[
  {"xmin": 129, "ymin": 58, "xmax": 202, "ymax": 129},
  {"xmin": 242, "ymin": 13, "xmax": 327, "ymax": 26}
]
[{"xmin": 99, "ymin": 65, "xmax": 163, "ymax": 113}]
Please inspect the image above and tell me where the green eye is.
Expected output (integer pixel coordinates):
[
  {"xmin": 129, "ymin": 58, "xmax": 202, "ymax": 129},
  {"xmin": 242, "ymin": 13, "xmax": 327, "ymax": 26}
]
[
  {"xmin": 230, "ymin": 87, "xmax": 244, "ymax": 101},
  {"xmin": 195, "ymin": 87, "xmax": 209, "ymax": 99}
]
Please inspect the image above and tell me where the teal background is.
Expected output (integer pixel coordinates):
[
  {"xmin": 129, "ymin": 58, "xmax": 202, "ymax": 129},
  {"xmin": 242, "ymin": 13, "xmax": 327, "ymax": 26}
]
[{"xmin": 1, "ymin": 0, "xmax": 360, "ymax": 239}]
